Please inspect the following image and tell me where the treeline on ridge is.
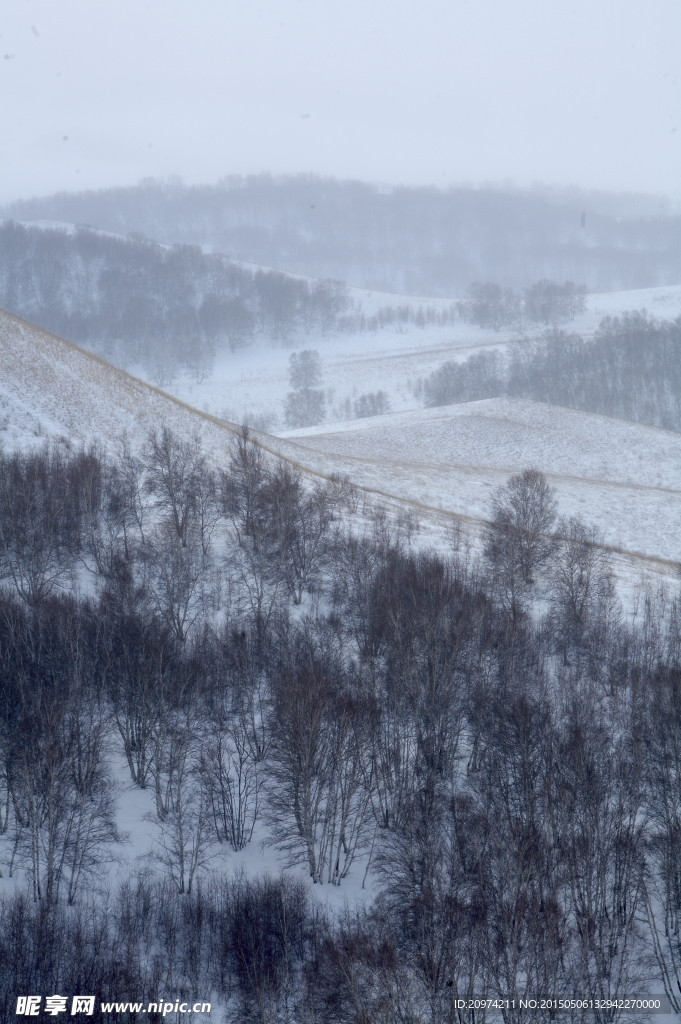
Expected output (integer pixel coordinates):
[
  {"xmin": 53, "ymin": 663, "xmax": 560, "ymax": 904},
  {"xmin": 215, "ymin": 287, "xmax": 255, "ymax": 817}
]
[
  {"xmin": 425, "ymin": 310, "xmax": 681, "ymax": 431},
  {"xmin": 4, "ymin": 174, "xmax": 680, "ymax": 294},
  {"xmin": 2, "ymin": 434, "xmax": 681, "ymax": 1020}
]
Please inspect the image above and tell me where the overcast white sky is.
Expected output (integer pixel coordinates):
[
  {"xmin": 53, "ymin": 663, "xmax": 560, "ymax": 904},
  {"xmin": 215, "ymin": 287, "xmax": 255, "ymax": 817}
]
[{"xmin": 1, "ymin": 0, "xmax": 680, "ymax": 204}]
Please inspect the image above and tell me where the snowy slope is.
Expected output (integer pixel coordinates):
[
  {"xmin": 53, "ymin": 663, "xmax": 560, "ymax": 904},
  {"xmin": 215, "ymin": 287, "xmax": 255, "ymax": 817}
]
[
  {"xmin": 0, "ymin": 307, "xmax": 382, "ymax": 909},
  {"xmin": 1, "ymin": 307, "xmax": 680, "ymax": 587},
  {"xmin": 0, "ymin": 307, "xmax": 245, "ymax": 455},
  {"xmin": 274, "ymin": 400, "xmax": 681, "ymax": 569}
]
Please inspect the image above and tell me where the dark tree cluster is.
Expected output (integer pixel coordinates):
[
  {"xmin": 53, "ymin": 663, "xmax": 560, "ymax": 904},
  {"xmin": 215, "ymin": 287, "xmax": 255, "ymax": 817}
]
[
  {"xmin": 0, "ymin": 222, "xmax": 349, "ymax": 385},
  {"xmin": 354, "ymin": 390, "xmax": 390, "ymax": 419},
  {"xmin": 425, "ymin": 311, "xmax": 681, "ymax": 431},
  {"xmin": 337, "ymin": 302, "xmax": 460, "ymax": 335},
  {"xmin": 1, "ymin": 436, "xmax": 681, "ymax": 1022},
  {"xmin": 462, "ymin": 280, "xmax": 586, "ymax": 332},
  {"xmin": 424, "ymin": 349, "xmax": 507, "ymax": 406},
  {"xmin": 284, "ymin": 350, "xmax": 326, "ymax": 428}
]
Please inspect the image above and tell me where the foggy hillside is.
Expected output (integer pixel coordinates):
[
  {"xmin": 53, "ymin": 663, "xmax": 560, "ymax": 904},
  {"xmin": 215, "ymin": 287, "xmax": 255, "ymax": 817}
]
[
  {"xmin": 4, "ymin": 175, "xmax": 681, "ymax": 295},
  {"xmin": 2, "ymin": 305, "xmax": 680, "ymax": 575}
]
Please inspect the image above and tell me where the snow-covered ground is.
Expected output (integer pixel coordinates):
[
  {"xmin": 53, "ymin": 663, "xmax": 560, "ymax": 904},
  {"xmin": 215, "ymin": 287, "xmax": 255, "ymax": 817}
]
[
  {"xmin": 0, "ymin": 308, "xmax": 244, "ymax": 455},
  {"xmin": 88, "ymin": 751, "xmax": 375, "ymax": 917},
  {"xmin": 0, "ymin": 308, "xmax": 381, "ymax": 907}
]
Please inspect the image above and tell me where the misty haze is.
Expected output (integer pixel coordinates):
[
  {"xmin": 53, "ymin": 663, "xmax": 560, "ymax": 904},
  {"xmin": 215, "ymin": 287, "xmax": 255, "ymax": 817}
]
[{"xmin": 1, "ymin": 1, "xmax": 681, "ymax": 1022}]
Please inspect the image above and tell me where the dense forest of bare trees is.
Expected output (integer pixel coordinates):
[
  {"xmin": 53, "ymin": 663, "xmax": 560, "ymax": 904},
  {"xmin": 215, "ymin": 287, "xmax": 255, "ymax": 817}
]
[
  {"xmin": 425, "ymin": 312, "xmax": 681, "ymax": 431},
  {"xmin": 0, "ymin": 222, "xmax": 355, "ymax": 385},
  {"xmin": 0, "ymin": 222, "xmax": 465, "ymax": 387},
  {"xmin": 0, "ymin": 429, "xmax": 680, "ymax": 1021}
]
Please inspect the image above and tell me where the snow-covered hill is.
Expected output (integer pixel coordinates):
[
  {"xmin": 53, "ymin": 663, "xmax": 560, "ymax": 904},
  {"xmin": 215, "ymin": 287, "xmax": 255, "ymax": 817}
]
[
  {"xmin": 1, "ymin": 306, "xmax": 680, "ymax": 590},
  {"xmin": 11, "ymin": 216, "xmax": 681, "ymax": 431},
  {"xmin": 276, "ymin": 399, "xmax": 681, "ymax": 571},
  {"xmin": 1, "ymin": 298, "xmax": 681, "ymax": 926},
  {"xmin": 0, "ymin": 307, "xmax": 244, "ymax": 455}
]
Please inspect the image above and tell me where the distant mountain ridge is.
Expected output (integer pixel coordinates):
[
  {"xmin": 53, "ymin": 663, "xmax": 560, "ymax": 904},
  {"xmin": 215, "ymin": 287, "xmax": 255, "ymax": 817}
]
[{"xmin": 3, "ymin": 174, "xmax": 680, "ymax": 295}]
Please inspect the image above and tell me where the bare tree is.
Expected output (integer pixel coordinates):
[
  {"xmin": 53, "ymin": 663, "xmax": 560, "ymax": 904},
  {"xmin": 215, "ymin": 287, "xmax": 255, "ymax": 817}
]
[
  {"xmin": 265, "ymin": 634, "xmax": 373, "ymax": 887},
  {"xmin": 202, "ymin": 715, "xmax": 259, "ymax": 853},
  {"xmin": 284, "ymin": 389, "xmax": 326, "ymax": 430},
  {"xmin": 222, "ymin": 426, "xmax": 268, "ymax": 543},
  {"xmin": 289, "ymin": 350, "xmax": 322, "ymax": 391},
  {"xmin": 375, "ymin": 791, "xmax": 491, "ymax": 1024},
  {"xmin": 200, "ymin": 643, "xmax": 264, "ymax": 853},
  {"xmin": 285, "ymin": 350, "xmax": 326, "ymax": 428},
  {"xmin": 524, "ymin": 279, "xmax": 586, "ymax": 325},
  {"xmin": 144, "ymin": 427, "xmax": 217, "ymax": 552},
  {"xmin": 263, "ymin": 466, "xmax": 337, "ymax": 605},
  {"xmin": 0, "ymin": 446, "xmax": 77, "ymax": 604},
  {"xmin": 151, "ymin": 749, "xmax": 212, "ymax": 896},
  {"xmin": 469, "ymin": 689, "xmax": 568, "ymax": 1021},
  {"xmin": 147, "ymin": 678, "xmax": 212, "ymax": 894},
  {"xmin": 254, "ymin": 270, "xmax": 305, "ymax": 340},
  {"xmin": 305, "ymin": 279, "xmax": 349, "ymax": 335},
  {"xmin": 354, "ymin": 390, "xmax": 390, "ymax": 418},
  {"xmin": 549, "ymin": 516, "xmax": 615, "ymax": 665},
  {"xmin": 229, "ymin": 538, "xmax": 283, "ymax": 634},
  {"xmin": 283, "ymin": 482, "xmax": 337, "ymax": 605},
  {"xmin": 321, "ymin": 690, "xmax": 373, "ymax": 885},
  {"xmin": 141, "ymin": 522, "xmax": 212, "ymax": 643},
  {"xmin": 556, "ymin": 699, "xmax": 647, "ymax": 1019},
  {"xmin": 114, "ymin": 434, "xmax": 150, "ymax": 547},
  {"xmin": 485, "ymin": 469, "xmax": 557, "ymax": 619},
  {"xmin": 6, "ymin": 600, "xmax": 124, "ymax": 904},
  {"xmin": 102, "ymin": 607, "xmax": 173, "ymax": 788},
  {"xmin": 228, "ymin": 871, "xmax": 311, "ymax": 1024},
  {"xmin": 643, "ymin": 666, "xmax": 681, "ymax": 1012},
  {"xmin": 265, "ymin": 662, "xmax": 333, "ymax": 883},
  {"xmin": 465, "ymin": 282, "xmax": 521, "ymax": 331}
]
